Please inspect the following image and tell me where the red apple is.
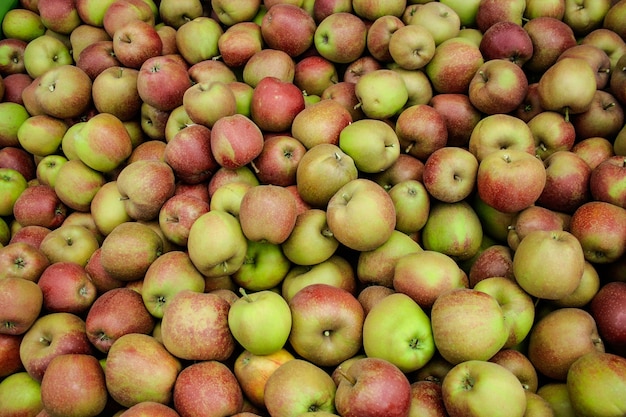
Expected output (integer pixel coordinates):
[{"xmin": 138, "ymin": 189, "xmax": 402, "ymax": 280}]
[{"xmin": 37, "ymin": 262, "xmax": 97, "ymax": 315}]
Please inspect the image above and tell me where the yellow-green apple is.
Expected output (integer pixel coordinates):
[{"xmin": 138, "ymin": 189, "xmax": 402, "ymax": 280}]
[
  {"xmin": 559, "ymin": 44, "xmax": 612, "ymax": 90},
  {"xmin": 0, "ymin": 102, "xmax": 30, "ymax": 148},
  {"xmin": 354, "ymin": 69, "xmax": 407, "ymax": 120},
  {"xmin": 475, "ymin": 0, "xmax": 526, "ymax": 32},
  {"xmin": 162, "ymin": 104, "xmax": 193, "ymax": 143},
  {"xmin": 572, "ymin": 90, "xmax": 624, "ymax": 141},
  {"xmin": 387, "ymin": 179, "xmax": 430, "ymax": 236},
  {"xmin": 395, "ymin": 104, "xmax": 448, "ymax": 161},
  {"xmin": 468, "ymin": 58, "xmax": 529, "ymax": 115},
  {"xmin": 425, "ymin": 36, "xmax": 484, "ymax": 94},
  {"xmin": 53, "ymin": 159, "xmax": 105, "ymax": 212},
  {"xmin": 339, "ymin": 118, "xmax": 400, "ymax": 173},
  {"xmin": 391, "ymin": 67, "xmax": 433, "ymax": 110},
  {"xmin": 211, "ymin": 0, "xmax": 261, "ymax": 25},
  {"xmin": 563, "ymin": 0, "xmax": 612, "ymax": 36},
  {"xmin": 474, "ymin": 276, "xmax": 535, "ymax": 348},
  {"xmin": 393, "ymin": 250, "xmax": 468, "ymax": 310},
  {"xmin": 17, "ymin": 114, "xmax": 68, "ymax": 158},
  {"xmin": 1, "ymin": 8, "xmax": 45, "ymax": 42},
  {"xmin": 421, "ymin": 200, "xmax": 483, "ymax": 261},
  {"xmin": 537, "ymin": 383, "xmax": 575, "ymax": 415},
  {"xmin": 40, "ymin": 353, "xmax": 107, "ymax": 417},
  {"xmin": 76, "ymin": 40, "xmax": 121, "ymax": 80},
  {"xmin": 250, "ymin": 76, "xmax": 305, "ymax": 133},
  {"xmin": 210, "ymin": 113, "xmax": 265, "ymax": 169},
  {"xmin": 431, "ymin": 288, "xmax": 508, "ymax": 364},
  {"xmin": 86, "ymin": 286, "xmax": 155, "ymax": 353},
  {"xmin": 182, "ymin": 81, "xmax": 237, "ymax": 129},
  {"xmin": 468, "ymin": 244, "xmax": 514, "ymax": 286},
  {"xmin": 37, "ymin": 261, "xmax": 97, "ymax": 315},
  {"xmin": 234, "ymin": 348, "xmax": 294, "ymax": 410},
  {"xmin": 158, "ymin": 194, "xmax": 209, "ymax": 247},
  {"xmin": 291, "ymin": 99, "xmax": 352, "ymax": 150},
  {"xmin": 261, "ymin": 3, "xmax": 315, "ymax": 58},
  {"xmin": 528, "ymin": 111, "xmax": 576, "ymax": 160},
  {"xmin": 252, "ymin": 134, "xmax": 306, "ymax": 187},
  {"xmin": 387, "ymin": 24, "xmax": 435, "ymax": 71},
  {"xmin": 313, "ymin": 12, "xmax": 367, "ymax": 64},
  {"xmin": 172, "ymin": 360, "xmax": 243, "ymax": 417},
  {"xmin": 163, "ymin": 125, "xmax": 217, "ymax": 185},
  {"xmin": 0, "ymin": 38, "xmax": 28, "ymax": 75},
  {"xmin": 552, "ymin": 260, "xmax": 601, "ymax": 309},
  {"xmin": 352, "ymin": 0, "xmax": 405, "ymax": 20},
  {"xmin": 506, "ymin": 205, "xmax": 567, "ymax": 250},
  {"xmin": 365, "ymin": 15, "xmax": 404, "ymax": 63},
  {"xmin": 99, "ymin": 221, "xmax": 163, "ymax": 282},
  {"xmin": 116, "ymin": 159, "xmax": 176, "ymax": 221},
  {"xmin": 295, "ymin": 143, "xmax": 358, "ymax": 208},
  {"xmin": 91, "ymin": 66, "xmax": 141, "ymax": 121},
  {"xmin": 139, "ymin": 102, "xmax": 170, "ymax": 141},
  {"xmin": 136, "ymin": 55, "xmax": 191, "ymax": 112},
  {"xmin": 442, "ymin": 360, "xmax": 527, "ymax": 417},
  {"xmin": 280, "ymin": 208, "xmax": 338, "ymax": 266},
  {"xmin": 160, "ymin": 289, "xmax": 235, "ymax": 361},
  {"xmin": 22, "ymin": 34, "xmax": 73, "ymax": 79},
  {"xmin": 157, "ymin": 0, "xmax": 203, "ymax": 28},
  {"xmin": 406, "ymin": 2, "xmax": 461, "ymax": 46},
  {"xmin": 19, "ymin": 312, "xmax": 93, "ymax": 381},
  {"xmin": 105, "ymin": 333, "xmax": 181, "ymax": 408},
  {"xmin": 73, "ymin": 113, "xmax": 133, "ymax": 173},
  {"xmin": 187, "ymin": 210, "xmax": 248, "ymax": 277},
  {"xmin": 590, "ymin": 281, "xmax": 626, "ymax": 355},
  {"xmin": 175, "ymin": 16, "xmax": 222, "ymax": 64},
  {"xmin": 0, "ymin": 276, "xmax": 42, "ymax": 335},
  {"xmin": 264, "ymin": 359, "xmax": 337, "ymax": 416},
  {"xmin": 209, "ymin": 181, "xmax": 253, "ymax": 219},
  {"xmin": 489, "ymin": 348, "xmax": 539, "ymax": 393},
  {"xmin": 12, "ymin": 184, "xmax": 66, "ymax": 229},
  {"xmin": 326, "ymin": 178, "xmax": 396, "ymax": 252},
  {"xmin": 356, "ymin": 228, "xmax": 422, "ymax": 289},
  {"xmin": 523, "ymin": 16, "xmax": 578, "ymax": 74},
  {"xmin": 112, "ymin": 20, "xmax": 162, "ymax": 69},
  {"xmin": 513, "ymin": 229, "xmax": 585, "ymax": 300},
  {"xmin": 476, "ymin": 148, "xmax": 547, "ymax": 213},
  {"xmin": 38, "ymin": 224, "xmax": 100, "ymax": 267},
  {"xmin": 280, "ymin": 254, "xmax": 356, "ymax": 303},
  {"xmin": 422, "ymin": 146, "xmax": 478, "ymax": 203},
  {"xmin": 478, "ymin": 21, "xmax": 533, "ymax": 66},
  {"xmin": 566, "ymin": 351, "xmax": 626, "ymax": 417},
  {"xmin": 102, "ymin": 0, "xmax": 156, "ymax": 38},
  {"xmin": 362, "ymin": 292, "xmax": 434, "ymax": 373},
  {"xmin": 408, "ymin": 380, "xmax": 448, "ymax": 417},
  {"xmin": 0, "ymin": 241, "xmax": 50, "ymax": 281},
  {"xmin": 232, "ymin": 239, "xmax": 291, "ymax": 290},
  {"xmin": 589, "ymin": 154, "xmax": 626, "ymax": 206},
  {"xmin": 0, "ymin": 332, "xmax": 23, "ymax": 377},
  {"xmin": 536, "ymin": 150, "xmax": 592, "ymax": 213},
  {"xmin": 242, "ymin": 48, "xmax": 295, "ymax": 87},
  {"xmin": 288, "ymin": 283, "xmax": 363, "ymax": 367},
  {"xmin": 228, "ymin": 288, "xmax": 292, "ymax": 356},
  {"xmin": 569, "ymin": 201, "xmax": 626, "ymax": 263},
  {"xmin": 0, "ymin": 371, "xmax": 43, "ymax": 416},
  {"xmin": 90, "ymin": 181, "xmax": 132, "ymax": 236},
  {"xmin": 428, "ymin": 93, "xmax": 481, "ymax": 148},
  {"xmin": 528, "ymin": 307, "xmax": 605, "ymax": 381},
  {"xmin": 524, "ymin": 0, "xmax": 565, "ymax": 19}
]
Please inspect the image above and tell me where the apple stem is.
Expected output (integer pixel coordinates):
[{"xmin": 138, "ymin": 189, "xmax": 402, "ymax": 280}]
[
  {"xmin": 321, "ymin": 228, "xmax": 334, "ymax": 238},
  {"xmin": 212, "ymin": 55, "xmax": 222, "ymax": 61},
  {"xmin": 564, "ymin": 107, "xmax": 570, "ymax": 123},
  {"xmin": 353, "ymin": 102, "xmax": 362, "ymax": 110},
  {"xmin": 335, "ymin": 367, "xmax": 356, "ymax": 386},
  {"xmin": 604, "ymin": 102, "xmax": 616, "ymax": 111},
  {"xmin": 250, "ymin": 160, "xmax": 260, "ymax": 174},
  {"xmin": 405, "ymin": 143, "xmax": 414, "ymax": 153},
  {"xmin": 239, "ymin": 287, "xmax": 253, "ymax": 303},
  {"xmin": 334, "ymin": 152, "xmax": 342, "ymax": 162},
  {"xmin": 479, "ymin": 70, "xmax": 488, "ymax": 82}
]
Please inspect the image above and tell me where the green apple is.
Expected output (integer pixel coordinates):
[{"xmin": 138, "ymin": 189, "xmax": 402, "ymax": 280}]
[
  {"xmin": 1, "ymin": 8, "xmax": 45, "ymax": 42},
  {"xmin": 90, "ymin": 181, "xmax": 132, "ymax": 236},
  {"xmin": 36, "ymin": 154, "xmax": 68, "ymax": 188},
  {"xmin": 211, "ymin": 0, "xmax": 262, "ymax": 26},
  {"xmin": 0, "ymin": 168, "xmax": 27, "ymax": 217},
  {"xmin": 281, "ymin": 208, "xmax": 339, "ymax": 266},
  {"xmin": 387, "ymin": 24, "xmax": 436, "ymax": 70},
  {"xmin": 338, "ymin": 118, "xmax": 400, "ymax": 173},
  {"xmin": 354, "ymin": 69, "xmax": 408, "ymax": 120},
  {"xmin": 39, "ymin": 224, "xmax": 100, "ymax": 267},
  {"xmin": 431, "ymin": 288, "xmax": 508, "ymax": 364},
  {"xmin": 537, "ymin": 383, "xmax": 575, "ymax": 416},
  {"xmin": 442, "ymin": 360, "xmax": 527, "ymax": 417},
  {"xmin": 0, "ymin": 371, "xmax": 43, "ymax": 416},
  {"xmin": 17, "ymin": 114, "xmax": 69, "ymax": 158},
  {"xmin": 440, "ymin": 0, "xmax": 482, "ymax": 27},
  {"xmin": 0, "ymin": 102, "xmax": 30, "ymax": 148},
  {"xmin": 228, "ymin": 288, "xmax": 292, "ymax": 356},
  {"xmin": 567, "ymin": 351, "xmax": 626, "ymax": 417},
  {"xmin": 387, "ymin": 179, "xmax": 430, "ymax": 236},
  {"xmin": 231, "ymin": 240, "xmax": 291, "ymax": 291},
  {"xmin": 175, "ymin": 16, "xmax": 223, "ymax": 64},
  {"xmin": 187, "ymin": 209, "xmax": 248, "ymax": 278},
  {"xmin": 22, "ymin": 34, "xmax": 73, "ymax": 79},
  {"xmin": 74, "ymin": 113, "xmax": 134, "ymax": 173},
  {"xmin": 209, "ymin": 181, "xmax": 254, "ymax": 219},
  {"xmin": 363, "ymin": 292, "xmax": 435, "ymax": 373},
  {"xmin": 407, "ymin": 1, "xmax": 461, "ymax": 45},
  {"xmin": 53, "ymin": 159, "xmax": 106, "ymax": 212}
]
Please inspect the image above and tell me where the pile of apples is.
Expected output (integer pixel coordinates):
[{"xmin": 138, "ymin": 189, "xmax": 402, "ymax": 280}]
[{"xmin": 1, "ymin": 0, "xmax": 626, "ymax": 415}]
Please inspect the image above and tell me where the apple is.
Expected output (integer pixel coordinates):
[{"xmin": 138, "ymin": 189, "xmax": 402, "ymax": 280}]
[
  {"xmin": 53, "ymin": 159, "xmax": 106, "ymax": 213},
  {"xmin": 479, "ymin": 21, "xmax": 534, "ymax": 66},
  {"xmin": 524, "ymin": 0, "xmax": 565, "ymax": 19},
  {"xmin": 175, "ymin": 16, "xmax": 223, "ymax": 64},
  {"xmin": 250, "ymin": 134, "xmax": 305, "ymax": 187},
  {"xmin": 475, "ymin": 0, "xmax": 526, "ymax": 31},
  {"xmin": 105, "ymin": 333, "xmax": 182, "ymax": 408},
  {"xmin": 0, "ymin": 38, "xmax": 28, "ymax": 76},
  {"xmin": 158, "ymin": 193, "xmax": 209, "ymax": 247},
  {"xmin": 468, "ymin": 58, "xmax": 529, "ymax": 115},
  {"xmin": 0, "ymin": 147, "xmax": 36, "ymax": 185},
  {"xmin": 468, "ymin": 244, "xmax": 514, "ymax": 286},
  {"xmin": 112, "ymin": 19, "xmax": 162, "ymax": 70},
  {"xmin": 406, "ymin": 2, "xmax": 461, "ymax": 46},
  {"xmin": 0, "ymin": 277, "xmax": 42, "ymax": 336},
  {"xmin": 354, "ymin": 68, "xmax": 408, "ymax": 120},
  {"xmin": 242, "ymin": 47, "xmax": 296, "ymax": 87},
  {"xmin": 430, "ymin": 288, "xmax": 508, "ymax": 364},
  {"xmin": 362, "ymin": 291, "xmax": 435, "ymax": 373},
  {"xmin": 571, "ymin": 90, "xmax": 624, "ymax": 142},
  {"xmin": 22, "ymin": 34, "xmax": 73, "ymax": 79},
  {"xmin": 489, "ymin": 348, "xmax": 539, "ymax": 393},
  {"xmin": 37, "ymin": 261, "xmax": 97, "ymax": 315},
  {"xmin": 357, "ymin": 285, "xmax": 396, "ymax": 316},
  {"xmin": 573, "ymin": 134, "xmax": 616, "ymax": 169},
  {"xmin": 422, "ymin": 146, "xmax": 478, "ymax": 203},
  {"xmin": 387, "ymin": 179, "xmax": 430, "ymax": 236},
  {"xmin": 424, "ymin": 36, "xmax": 484, "ymax": 95},
  {"xmin": 523, "ymin": 16, "xmax": 578, "ymax": 74},
  {"xmin": 89, "ymin": 180, "xmax": 132, "ymax": 237},
  {"xmin": 313, "ymin": 12, "xmax": 367, "ymax": 64},
  {"xmin": 339, "ymin": 118, "xmax": 400, "ymax": 174},
  {"xmin": 91, "ymin": 66, "xmax": 141, "ymax": 121},
  {"xmin": 528, "ymin": 111, "xmax": 577, "ymax": 160},
  {"xmin": 387, "ymin": 24, "xmax": 435, "ymax": 70},
  {"xmin": 590, "ymin": 155, "xmax": 626, "ymax": 208},
  {"xmin": 19, "ymin": 312, "xmax": 93, "ymax": 382},
  {"xmin": 566, "ymin": 351, "xmax": 626, "ymax": 417},
  {"xmin": 12, "ymin": 184, "xmax": 67, "ymax": 230},
  {"xmin": 0, "ymin": 241, "xmax": 50, "ymax": 282},
  {"xmin": 428, "ymin": 93, "xmax": 482, "ymax": 148},
  {"xmin": 38, "ymin": 224, "xmax": 100, "ymax": 267},
  {"xmin": 210, "ymin": 113, "xmax": 265, "ymax": 170},
  {"xmin": 182, "ymin": 82, "xmax": 237, "ymax": 129},
  {"xmin": 217, "ymin": 20, "xmax": 263, "ymax": 68},
  {"xmin": 442, "ymin": 360, "xmax": 527, "ymax": 417},
  {"xmin": 408, "ymin": 380, "xmax": 448, "ymax": 417},
  {"xmin": 0, "ymin": 371, "xmax": 43, "ymax": 416},
  {"xmin": 2, "ymin": 73, "xmax": 33, "ymax": 105},
  {"xmin": 250, "ymin": 76, "xmax": 305, "ymax": 133},
  {"xmin": 590, "ymin": 281, "xmax": 626, "ymax": 356},
  {"xmin": 116, "ymin": 401, "xmax": 181, "ymax": 416},
  {"xmin": 570, "ymin": 201, "xmax": 626, "ymax": 263},
  {"xmin": 76, "ymin": 40, "xmax": 121, "ymax": 80},
  {"xmin": 288, "ymin": 283, "xmax": 364, "ymax": 367},
  {"xmin": 172, "ymin": 360, "xmax": 244, "ymax": 417},
  {"xmin": 264, "ymin": 359, "xmax": 337, "ymax": 416},
  {"xmin": 0, "ymin": 332, "xmax": 23, "ymax": 377},
  {"xmin": 0, "ymin": 102, "xmax": 31, "ymax": 149},
  {"xmin": 352, "ymin": 0, "xmax": 405, "ymax": 20},
  {"xmin": 261, "ymin": 3, "xmax": 316, "ymax": 58},
  {"xmin": 364, "ymin": 14, "xmax": 403, "ymax": 63},
  {"xmin": 421, "ymin": 200, "xmax": 484, "ymax": 262},
  {"xmin": 40, "ymin": 353, "xmax": 108, "ymax": 417},
  {"xmin": 8, "ymin": 225, "xmax": 51, "ymax": 249},
  {"xmin": 231, "ymin": 239, "xmax": 291, "ymax": 291},
  {"xmin": 164, "ymin": 124, "xmax": 218, "ymax": 185},
  {"xmin": 136, "ymin": 55, "xmax": 191, "ymax": 112},
  {"xmin": 102, "ymin": 0, "xmax": 156, "ymax": 38},
  {"xmin": 335, "ymin": 357, "xmax": 412, "ymax": 417}
]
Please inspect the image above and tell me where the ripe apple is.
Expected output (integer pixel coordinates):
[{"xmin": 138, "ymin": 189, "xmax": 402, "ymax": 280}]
[
  {"xmin": 468, "ymin": 58, "xmax": 529, "ymax": 115},
  {"xmin": 158, "ymin": 194, "xmax": 210, "ymax": 247},
  {"xmin": 38, "ymin": 224, "xmax": 100, "ymax": 267},
  {"xmin": 37, "ymin": 261, "xmax": 97, "ymax": 315},
  {"xmin": 0, "ymin": 147, "xmax": 35, "ymax": 184},
  {"xmin": 0, "ymin": 371, "xmax": 43, "ymax": 416},
  {"xmin": 0, "ymin": 241, "xmax": 50, "ymax": 282},
  {"xmin": 354, "ymin": 68, "xmax": 408, "ymax": 120},
  {"xmin": 428, "ymin": 93, "xmax": 482, "ymax": 148},
  {"xmin": 489, "ymin": 348, "xmax": 539, "ymax": 393},
  {"xmin": 12, "ymin": 184, "xmax": 67, "ymax": 230},
  {"xmin": 339, "ymin": 118, "xmax": 400, "ymax": 173},
  {"xmin": 76, "ymin": 40, "xmax": 121, "ymax": 80},
  {"xmin": 232, "ymin": 239, "xmax": 291, "ymax": 291},
  {"xmin": 22, "ymin": 34, "xmax": 73, "ymax": 79},
  {"xmin": 291, "ymin": 98, "xmax": 352, "ymax": 149},
  {"xmin": 479, "ymin": 21, "xmax": 534, "ymax": 66},
  {"xmin": 91, "ymin": 66, "xmax": 141, "ymax": 121},
  {"xmin": 112, "ymin": 19, "xmax": 162, "ymax": 70},
  {"xmin": 387, "ymin": 179, "xmax": 430, "ymax": 236},
  {"xmin": 175, "ymin": 16, "xmax": 223, "ymax": 64},
  {"xmin": 210, "ymin": 113, "xmax": 265, "ymax": 170},
  {"xmin": 387, "ymin": 24, "xmax": 435, "ymax": 70},
  {"xmin": 250, "ymin": 76, "xmax": 305, "ymax": 133},
  {"xmin": 164, "ymin": 124, "xmax": 219, "ymax": 185},
  {"xmin": 422, "ymin": 146, "xmax": 478, "ymax": 203},
  {"xmin": 0, "ymin": 277, "xmax": 42, "ymax": 336},
  {"xmin": 136, "ymin": 55, "xmax": 191, "ymax": 112},
  {"xmin": 468, "ymin": 113, "xmax": 536, "ymax": 161},
  {"xmin": 217, "ymin": 21, "xmax": 263, "ymax": 68},
  {"xmin": 589, "ymin": 155, "xmax": 626, "ymax": 208},
  {"xmin": 261, "ymin": 3, "xmax": 316, "ymax": 58},
  {"xmin": 570, "ymin": 201, "xmax": 626, "ymax": 263},
  {"xmin": 424, "ymin": 36, "xmax": 484, "ymax": 94},
  {"xmin": 242, "ymin": 48, "xmax": 296, "ymax": 87},
  {"xmin": 0, "ymin": 332, "xmax": 23, "ymax": 378},
  {"xmin": 468, "ymin": 244, "xmax": 514, "ymax": 286},
  {"xmin": 313, "ymin": 12, "xmax": 367, "ymax": 64},
  {"xmin": 53, "ymin": 159, "xmax": 106, "ymax": 212},
  {"xmin": 590, "ymin": 281, "xmax": 626, "ymax": 356}
]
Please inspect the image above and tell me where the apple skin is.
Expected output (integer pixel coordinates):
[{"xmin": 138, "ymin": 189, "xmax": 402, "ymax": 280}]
[
  {"xmin": 489, "ymin": 348, "xmax": 539, "ymax": 393},
  {"xmin": 0, "ymin": 146, "xmax": 36, "ymax": 181},
  {"xmin": 37, "ymin": 261, "xmax": 97, "ymax": 315},
  {"xmin": 0, "ymin": 277, "xmax": 43, "ymax": 336},
  {"xmin": 291, "ymin": 98, "xmax": 353, "ymax": 150},
  {"xmin": 422, "ymin": 146, "xmax": 478, "ymax": 203},
  {"xmin": 91, "ymin": 66, "xmax": 142, "ymax": 121},
  {"xmin": 429, "ymin": 93, "xmax": 482, "ymax": 148},
  {"xmin": 590, "ymin": 281, "xmax": 626, "ymax": 356},
  {"xmin": 523, "ymin": 16, "xmax": 578, "ymax": 74},
  {"xmin": 335, "ymin": 357, "xmax": 412, "ymax": 417},
  {"xmin": 0, "ymin": 333, "xmax": 23, "ymax": 378},
  {"xmin": 250, "ymin": 76, "xmax": 305, "ymax": 133},
  {"xmin": 261, "ymin": 3, "xmax": 316, "ymax": 58},
  {"xmin": 136, "ymin": 55, "xmax": 192, "ymax": 112}
]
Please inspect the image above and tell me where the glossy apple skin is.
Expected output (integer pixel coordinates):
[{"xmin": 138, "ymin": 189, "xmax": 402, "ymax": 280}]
[{"xmin": 590, "ymin": 281, "xmax": 626, "ymax": 356}]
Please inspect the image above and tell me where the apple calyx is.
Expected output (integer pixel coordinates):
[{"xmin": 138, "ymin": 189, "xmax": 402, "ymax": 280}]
[
  {"xmin": 460, "ymin": 374, "xmax": 476, "ymax": 391},
  {"xmin": 13, "ymin": 256, "xmax": 26, "ymax": 269},
  {"xmin": 39, "ymin": 335, "xmax": 52, "ymax": 347},
  {"xmin": 96, "ymin": 332, "xmax": 111, "ymax": 344},
  {"xmin": 321, "ymin": 227, "xmax": 334, "ymax": 238},
  {"xmin": 3, "ymin": 321, "xmax": 16, "ymax": 332}
]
